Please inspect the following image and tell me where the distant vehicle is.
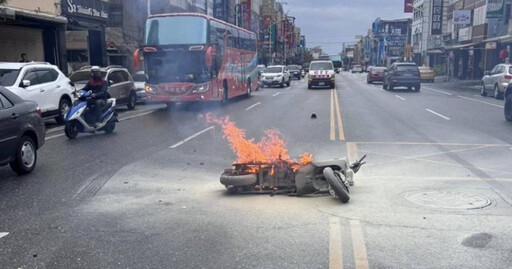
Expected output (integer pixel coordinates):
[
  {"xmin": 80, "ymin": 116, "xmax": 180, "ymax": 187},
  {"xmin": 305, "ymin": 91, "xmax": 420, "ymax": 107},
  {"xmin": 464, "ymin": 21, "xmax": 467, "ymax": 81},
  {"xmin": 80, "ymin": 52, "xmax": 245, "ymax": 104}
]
[
  {"xmin": 287, "ymin": 65, "xmax": 301, "ymax": 80},
  {"xmin": 352, "ymin": 65, "xmax": 363, "ymax": 73},
  {"xmin": 383, "ymin": 62, "xmax": 421, "ymax": 92},
  {"xmin": 308, "ymin": 60, "xmax": 335, "ymax": 89},
  {"xmin": 332, "ymin": 61, "xmax": 342, "ymax": 73},
  {"xmin": 0, "ymin": 86, "xmax": 45, "ymax": 175},
  {"xmin": 69, "ymin": 66, "xmax": 138, "ymax": 110},
  {"xmin": 481, "ymin": 64, "xmax": 512, "ymax": 99},
  {"xmin": 132, "ymin": 71, "xmax": 148, "ymax": 104},
  {"xmin": 367, "ymin": 66, "xmax": 386, "ymax": 84},
  {"xmin": 135, "ymin": 13, "xmax": 258, "ymax": 106},
  {"xmin": 0, "ymin": 62, "xmax": 75, "ymax": 124},
  {"xmin": 260, "ymin": 65, "xmax": 291, "ymax": 88},
  {"xmin": 419, "ymin": 66, "xmax": 435, "ymax": 83}
]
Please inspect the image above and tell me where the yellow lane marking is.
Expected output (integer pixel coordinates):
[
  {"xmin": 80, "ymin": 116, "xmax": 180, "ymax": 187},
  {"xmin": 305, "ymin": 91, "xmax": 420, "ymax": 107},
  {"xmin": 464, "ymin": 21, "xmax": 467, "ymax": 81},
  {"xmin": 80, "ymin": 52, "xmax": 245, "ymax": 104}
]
[
  {"xmin": 346, "ymin": 142, "xmax": 359, "ymax": 163},
  {"xmin": 333, "ymin": 88, "xmax": 345, "ymax": 141},
  {"xmin": 330, "ymin": 89, "xmax": 336, "ymax": 140},
  {"xmin": 329, "ymin": 217, "xmax": 343, "ymax": 269},
  {"xmin": 357, "ymin": 176, "xmax": 512, "ymax": 182},
  {"xmin": 353, "ymin": 141, "xmax": 512, "ymax": 147},
  {"xmin": 350, "ymin": 220, "xmax": 369, "ymax": 269}
]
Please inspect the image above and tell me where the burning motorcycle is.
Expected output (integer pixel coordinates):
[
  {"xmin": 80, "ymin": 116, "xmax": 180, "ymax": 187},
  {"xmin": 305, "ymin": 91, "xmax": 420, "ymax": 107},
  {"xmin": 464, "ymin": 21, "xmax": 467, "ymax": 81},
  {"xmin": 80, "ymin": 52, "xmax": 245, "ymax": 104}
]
[{"xmin": 220, "ymin": 155, "xmax": 366, "ymax": 203}]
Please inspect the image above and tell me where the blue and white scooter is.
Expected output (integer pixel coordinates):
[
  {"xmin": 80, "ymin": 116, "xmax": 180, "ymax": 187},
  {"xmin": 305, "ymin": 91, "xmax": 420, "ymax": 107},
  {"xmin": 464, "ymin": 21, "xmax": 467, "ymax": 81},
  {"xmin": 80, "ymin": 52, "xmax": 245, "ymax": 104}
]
[{"xmin": 64, "ymin": 90, "xmax": 117, "ymax": 139}]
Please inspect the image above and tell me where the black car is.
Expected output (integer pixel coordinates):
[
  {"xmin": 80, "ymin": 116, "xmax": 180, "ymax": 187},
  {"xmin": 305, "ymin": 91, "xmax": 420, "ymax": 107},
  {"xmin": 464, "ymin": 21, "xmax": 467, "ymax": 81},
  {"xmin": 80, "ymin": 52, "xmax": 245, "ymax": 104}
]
[
  {"xmin": 287, "ymin": 65, "xmax": 301, "ymax": 79},
  {"xmin": 383, "ymin": 62, "xmax": 421, "ymax": 92},
  {"xmin": 0, "ymin": 86, "xmax": 45, "ymax": 175}
]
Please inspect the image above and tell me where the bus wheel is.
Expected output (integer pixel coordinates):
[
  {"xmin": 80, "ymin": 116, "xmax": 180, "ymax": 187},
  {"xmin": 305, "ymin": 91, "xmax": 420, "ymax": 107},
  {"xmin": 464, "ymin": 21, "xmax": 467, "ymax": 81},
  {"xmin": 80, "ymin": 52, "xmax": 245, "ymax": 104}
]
[{"xmin": 246, "ymin": 80, "xmax": 252, "ymax": 98}]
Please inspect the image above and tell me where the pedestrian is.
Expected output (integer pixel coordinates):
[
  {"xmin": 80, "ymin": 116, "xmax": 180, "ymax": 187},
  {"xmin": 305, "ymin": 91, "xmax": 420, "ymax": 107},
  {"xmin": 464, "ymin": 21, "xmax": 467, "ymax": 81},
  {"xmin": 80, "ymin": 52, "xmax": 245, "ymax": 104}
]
[{"xmin": 19, "ymin": 53, "xmax": 29, "ymax": 62}]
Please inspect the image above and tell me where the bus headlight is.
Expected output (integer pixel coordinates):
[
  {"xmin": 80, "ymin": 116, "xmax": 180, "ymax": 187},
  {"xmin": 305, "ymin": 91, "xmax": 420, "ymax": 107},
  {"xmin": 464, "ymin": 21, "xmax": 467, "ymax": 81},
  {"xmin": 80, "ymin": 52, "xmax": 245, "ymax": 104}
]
[
  {"xmin": 145, "ymin": 84, "xmax": 159, "ymax": 93},
  {"xmin": 192, "ymin": 85, "xmax": 209, "ymax": 93}
]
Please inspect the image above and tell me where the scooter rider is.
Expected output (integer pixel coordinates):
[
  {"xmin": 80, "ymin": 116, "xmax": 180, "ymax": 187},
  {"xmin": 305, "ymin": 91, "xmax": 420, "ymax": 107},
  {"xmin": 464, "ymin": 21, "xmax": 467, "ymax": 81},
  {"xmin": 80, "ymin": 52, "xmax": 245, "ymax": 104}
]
[{"xmin": 80, "ymin": 66, "xmax": 108, "ymax": 125}]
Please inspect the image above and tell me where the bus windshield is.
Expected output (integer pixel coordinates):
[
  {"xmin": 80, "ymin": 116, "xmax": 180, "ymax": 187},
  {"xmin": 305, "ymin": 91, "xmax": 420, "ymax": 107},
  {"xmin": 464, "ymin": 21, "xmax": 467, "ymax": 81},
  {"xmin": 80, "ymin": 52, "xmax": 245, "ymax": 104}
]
[{"xmin": 145, "ymin": 16, "xmax": 208, "ymax": 46}]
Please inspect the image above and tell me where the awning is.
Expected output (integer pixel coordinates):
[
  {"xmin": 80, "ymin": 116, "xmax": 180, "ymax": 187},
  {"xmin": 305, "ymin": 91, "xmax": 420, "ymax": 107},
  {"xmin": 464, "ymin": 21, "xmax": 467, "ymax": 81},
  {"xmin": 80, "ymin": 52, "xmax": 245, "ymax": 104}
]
[
  {"xmin": 427, "ymin": 49, "xmax": 443, "ymax": 54},
  {"xmin": 484, "ymin": 35, "xmax": 512, "ymax": 44},
  {"xmin": 444, "ymin": 42, "xmax": 479, "ymax": 50},
  {"xmin": 0, "ymin": 6, "xmax": 67, "ymax": 24}
]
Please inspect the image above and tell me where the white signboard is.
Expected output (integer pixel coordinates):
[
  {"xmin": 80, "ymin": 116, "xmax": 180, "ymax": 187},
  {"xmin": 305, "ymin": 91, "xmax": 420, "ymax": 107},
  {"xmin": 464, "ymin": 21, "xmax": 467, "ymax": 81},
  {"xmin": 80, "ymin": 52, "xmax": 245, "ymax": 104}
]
[
  {"xmin": 458, "ymin": 26, "xmax": 472, "ymax": 41},
  {"xmin": 453, "ymin": 10, "xmax": 471, "ymax": 24}
]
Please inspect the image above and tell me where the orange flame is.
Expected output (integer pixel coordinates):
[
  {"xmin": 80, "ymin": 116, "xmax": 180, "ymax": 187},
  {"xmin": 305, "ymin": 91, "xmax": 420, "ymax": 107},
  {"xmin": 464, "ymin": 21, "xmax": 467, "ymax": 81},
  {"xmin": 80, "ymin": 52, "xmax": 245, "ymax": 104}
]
[{"xmin": 204, "ymin": 113, "xmax": 313, "ymax": 170}]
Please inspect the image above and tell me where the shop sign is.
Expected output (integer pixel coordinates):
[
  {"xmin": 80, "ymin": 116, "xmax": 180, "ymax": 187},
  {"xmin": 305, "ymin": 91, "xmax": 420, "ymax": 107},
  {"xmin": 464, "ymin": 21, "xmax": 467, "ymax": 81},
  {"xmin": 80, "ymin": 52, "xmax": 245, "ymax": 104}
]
[
  {"xmin": 486, "ymin": 42, "xmax": 497, "ymax": 49},
  {"xmin": 404, "ymin": 0, "xmax": 413, "ymax": 13},
  {"xmin": 453, "ymin": 10, "xmax": 471, "ymax": 25},
  {"xmin": 431, "ymin": 0, "xmax": 443, "ymax": 35},
  {"xmin": 63, "ymin": 0, "xmax": 109, "ymax": 21},
  {"xmin": 487, "ymin": 0, "xmax": 505, "ymax": 18},
  {"xmin": 458, "ymin": 27, "xmax": 472, "ymax": 41}
]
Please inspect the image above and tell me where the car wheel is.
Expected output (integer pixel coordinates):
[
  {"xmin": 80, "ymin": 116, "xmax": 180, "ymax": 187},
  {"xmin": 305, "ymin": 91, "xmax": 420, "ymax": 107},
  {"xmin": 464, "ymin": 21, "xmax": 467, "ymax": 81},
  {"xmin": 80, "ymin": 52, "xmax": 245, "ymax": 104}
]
[
  {"xmin": 414, "ymin": 84, "xmax": 421, "ymax": 92},
  {"xmin": 308, "ymin": 83, "xmax": 312, "ymax": 89},
  {"xmin": 104, "ymin": 120, "xmax": 116, "ymax": 134},
  {"xmin": 65, "ymin": 120, "xmax": 79, "ymax": 139},
  {"xmin": 389, "ymin": 83, "xmax": 394, "ymax": 91},
  {"xmin": 505, "ymin": 94, "xmax": 512, "ymax": 122},
  {"xmin": 9, "ymin": 136, "xmax": 37, "ymax": 175},
  {"xmin": 383, "ymin": 81, "xmax": 387, "ymax": 90},
  {"xmin": 287, "ymin": 78, "xmax": 291, "ymax": 86},
  {"xmin": 480, "ymin": 83, "xmax": 487, "ymax": 97},
  {"xmin": 323, "ymin": 167, "xmax": 350, "ymax": 203},
  {"xmin": 494, "ymin": 84, "xmax": 504, "ymax": 100},
  {"xmin": 56, "ymin": 98, "xmax": 71, "ymax": 124},
  {"xmin": 127, "ymin": 91, "xmax": 137, "ymax": 110},
  {"xmin": 331, "ymin": 82, "xmax": 335, "ymax": 89},
  {"xmin": 280, "ymin": 79, "xmax": 285, "ymax": 88},
  {"xmin": 246, "ymin": 81, "xmax": 252, "ymax": 97},
  {"xmin": 367, "ymin": 80, "xmax": 372, "ymax": 84}
]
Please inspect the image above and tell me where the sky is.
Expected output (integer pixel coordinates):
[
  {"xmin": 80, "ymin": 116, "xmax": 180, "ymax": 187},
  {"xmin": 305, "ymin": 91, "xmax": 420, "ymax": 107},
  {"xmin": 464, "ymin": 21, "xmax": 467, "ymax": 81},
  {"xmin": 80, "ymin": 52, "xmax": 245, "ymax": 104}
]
[{"xmin": 284, "ymin": 0, "xmax": 412, "ymax": 55}]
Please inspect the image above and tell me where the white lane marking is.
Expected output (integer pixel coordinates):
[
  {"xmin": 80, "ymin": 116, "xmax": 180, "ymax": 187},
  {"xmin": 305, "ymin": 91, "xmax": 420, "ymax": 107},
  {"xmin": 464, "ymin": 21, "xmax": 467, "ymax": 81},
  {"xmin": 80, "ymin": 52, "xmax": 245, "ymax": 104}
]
[
  {"xmin": 46, "ymin": 126, "xmax": 65, "ymax": 134},
  {"xmin": 272, "ymin": 92, "xmax": 281, "ymax": 97},
  {"xmin": 169, "ymin": 126, "xmax": 214, "ymax": 149},
  {"xmin": 424, "ymin": 87, "xmax": 453, "ymax": 95},
  {"xmin": 395, "ymin": 95, "xmax": 406, "ymax": 101},
  {"xmin": 458, "ymin": 95, "xmax": 504, "ymax": 108},
  {"xmin": 245, "ymin": 102, "xmax": 261, "ymax": 111},
  {"xmin": 45, "ymin": 109, "xmax": 161, "ymax": 141},
  {"xmin": 0, "ymin": 232, "xmax": 8, "ymax": 239},
  {"xmin": 378, "ymin": 88, "xmax": 385, "ymax": 92},
  {"xmin": 426, "ymin": 108, "xmax": 451, "ymax": 120}
]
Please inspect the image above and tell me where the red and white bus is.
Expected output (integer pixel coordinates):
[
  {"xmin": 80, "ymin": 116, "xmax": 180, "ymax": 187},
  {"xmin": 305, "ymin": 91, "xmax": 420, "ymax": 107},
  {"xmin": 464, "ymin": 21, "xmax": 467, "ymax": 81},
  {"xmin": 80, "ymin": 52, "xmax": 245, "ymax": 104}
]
[{"xmin": 134, "ymin": 13, "xmax": 259, "ymax": 105}]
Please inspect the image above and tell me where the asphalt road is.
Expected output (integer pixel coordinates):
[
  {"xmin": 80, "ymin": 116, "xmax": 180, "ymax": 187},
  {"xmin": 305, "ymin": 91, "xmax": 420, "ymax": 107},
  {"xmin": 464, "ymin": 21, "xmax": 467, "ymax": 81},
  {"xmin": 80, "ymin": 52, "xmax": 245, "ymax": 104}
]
[{"xmin": 1, "ymin": 73, "xmax": 512, "ymax": 268}]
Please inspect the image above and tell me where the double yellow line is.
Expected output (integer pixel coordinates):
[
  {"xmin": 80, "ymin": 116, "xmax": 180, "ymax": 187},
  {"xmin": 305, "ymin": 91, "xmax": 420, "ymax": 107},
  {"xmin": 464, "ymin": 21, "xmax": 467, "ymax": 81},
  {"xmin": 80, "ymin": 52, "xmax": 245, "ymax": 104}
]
[
  {"xmin": 330, "ymin": 88, "xmax": 345, "ymax": 141},
  {"xmin": 329, "ymin": 217, "xmax": 369, "ymax": 269}
]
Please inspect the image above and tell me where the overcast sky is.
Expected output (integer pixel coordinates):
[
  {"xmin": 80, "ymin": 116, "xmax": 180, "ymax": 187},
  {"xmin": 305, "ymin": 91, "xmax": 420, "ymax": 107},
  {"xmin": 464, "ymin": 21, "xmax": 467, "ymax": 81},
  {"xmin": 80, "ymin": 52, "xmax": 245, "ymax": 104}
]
[{"xmin": 284, "ymin": 0, "xmax": 412, "ymax": 55}]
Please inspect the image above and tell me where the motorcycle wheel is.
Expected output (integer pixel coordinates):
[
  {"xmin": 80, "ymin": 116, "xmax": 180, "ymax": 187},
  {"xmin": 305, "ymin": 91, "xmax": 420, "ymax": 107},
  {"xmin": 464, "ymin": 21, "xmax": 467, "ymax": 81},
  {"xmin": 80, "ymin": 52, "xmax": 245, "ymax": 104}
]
[
  {"xmin": 323, "ymin": 167, "xmax": 350, "ymax": 203},
  {"xmin": 104, "ymin": 120, "xmax": 116, "ymax": 134},
  {"xmin": 65, "ymin": 121, "xmax": 79, "ymax": 139}
]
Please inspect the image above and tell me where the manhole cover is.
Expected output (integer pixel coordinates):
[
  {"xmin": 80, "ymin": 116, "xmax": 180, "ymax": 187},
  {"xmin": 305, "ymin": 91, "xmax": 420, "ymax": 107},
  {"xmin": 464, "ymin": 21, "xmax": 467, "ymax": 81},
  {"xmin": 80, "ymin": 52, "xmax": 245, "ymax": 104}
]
[{"xmin": 405, "ymin": 191, "xmax": 491, "ymax": 210}]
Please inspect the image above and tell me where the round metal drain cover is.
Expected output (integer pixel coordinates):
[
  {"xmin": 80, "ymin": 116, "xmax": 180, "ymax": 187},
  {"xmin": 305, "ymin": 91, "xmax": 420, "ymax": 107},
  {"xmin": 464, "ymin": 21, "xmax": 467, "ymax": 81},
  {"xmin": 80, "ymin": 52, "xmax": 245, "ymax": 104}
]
[{"xmin": 405, "ymin": 191, "xmax": 491, "ymax": 210}]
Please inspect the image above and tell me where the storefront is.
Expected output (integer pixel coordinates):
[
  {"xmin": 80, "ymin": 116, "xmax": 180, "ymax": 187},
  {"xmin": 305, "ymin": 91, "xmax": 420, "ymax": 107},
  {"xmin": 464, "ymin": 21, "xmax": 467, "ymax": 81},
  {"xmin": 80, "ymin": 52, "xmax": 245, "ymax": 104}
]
[
  {"xmin": 62, "ymin": 0, "xmax": 109, "ymax": 74},
  {"xmin": 0, "ymin": 6, "xmax": 67, "ymax": 69}
]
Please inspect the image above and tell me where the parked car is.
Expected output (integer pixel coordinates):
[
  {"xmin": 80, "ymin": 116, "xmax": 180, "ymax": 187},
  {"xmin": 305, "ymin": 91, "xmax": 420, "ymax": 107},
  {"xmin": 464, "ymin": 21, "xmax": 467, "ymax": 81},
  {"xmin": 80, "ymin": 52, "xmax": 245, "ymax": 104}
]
[
  {"xmin": 481, "ymin": 64, "xmax": 512, "ymax": 99},
  {"xmin": 287, "ymin": 65, "xmax": 301, "ymax": 80},
  {"xmin": 0, "ymin": 86, "xmax": 45, "ymax": 175},
  {"xmin": 383, "ymin": 62, "xmax": 421, "ymax": 92},
  {"xmin": 260, "ymin": 65, "xmax": 291, "ymax": 88},
  {"xmin": 69, "ymin": 65, "xmax": 138, "ymax": 109},
  {"xmin": 132, "ymin": 71, "xmax": 147, "ymax": 104},
  {"xmin": 419, "ymin": 66, "xmax": 435, "ymax": 83},
  {"xmin": 505, "ymin": 84, "xmax": 512, "ymax": 121},
  {"xmin": 0, "ymin": 62, "xmax": 75, "ymax": 123},
  {"xmin": 308, "ymin": 60, "xmax": 335, "ymax": 89},
  {"xmin": 352, "ymin": 65, "xmax": 363, "ymax": 73},
  {"xmin": 367, "ymin": 66, "xmax": 386, "ymax": 84}
]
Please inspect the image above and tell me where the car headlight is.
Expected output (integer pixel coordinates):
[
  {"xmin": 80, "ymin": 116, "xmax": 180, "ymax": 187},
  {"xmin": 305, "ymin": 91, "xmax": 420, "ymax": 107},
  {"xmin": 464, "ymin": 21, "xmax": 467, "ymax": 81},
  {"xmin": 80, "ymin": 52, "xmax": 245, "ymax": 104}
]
[
  {"xmin": 145, "ymin": 84, "xmax": 159, "ymax": 93},
  {"xmin": 192, "ymin": 85, "xmax": 209, "ymax": 93},
  {"xmin": 276, "ymin": 74, "xmax": 283, "ymax": 78}
]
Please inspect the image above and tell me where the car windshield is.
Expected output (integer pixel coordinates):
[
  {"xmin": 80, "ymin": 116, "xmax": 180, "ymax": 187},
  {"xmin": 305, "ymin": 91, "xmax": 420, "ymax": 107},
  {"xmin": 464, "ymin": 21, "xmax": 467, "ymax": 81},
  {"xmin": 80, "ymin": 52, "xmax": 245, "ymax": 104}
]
[
  {"xmin": 264, "ymin": 67, "xmax": 283, "ymax": 73},
  {"xmin": 132, "ymin": 73, "xmax": 146, "ymax": 82},
  {"xmin": 0, "ymin": 69, "xmax": 20, "ymax": 86},
  {"xmin": 69, "ymin": 71, "xmax": 107, "ymax": 84},
  {"xmin": 397, "ymin": 65, "xmax": 418, "ymax": 71},
  {"xmin": 310, "ymin": 62, "xmax": 333, "ymax": 70},
  {"xmin": 5, "ymin": 2, "xmax": 512, "ymax": 269}
]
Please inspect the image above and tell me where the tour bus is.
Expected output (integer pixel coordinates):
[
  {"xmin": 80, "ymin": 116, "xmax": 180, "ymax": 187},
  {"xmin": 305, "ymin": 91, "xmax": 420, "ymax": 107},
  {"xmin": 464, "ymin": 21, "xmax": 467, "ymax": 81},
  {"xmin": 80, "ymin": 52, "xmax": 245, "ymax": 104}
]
[{"xmin": 133, "ymin": 13, "xmax": 259, "ymax": 106}]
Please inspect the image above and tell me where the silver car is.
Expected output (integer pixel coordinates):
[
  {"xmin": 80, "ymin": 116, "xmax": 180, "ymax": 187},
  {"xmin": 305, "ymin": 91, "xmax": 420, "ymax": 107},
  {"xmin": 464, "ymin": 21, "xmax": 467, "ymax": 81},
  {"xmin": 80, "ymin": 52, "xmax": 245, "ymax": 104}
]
[
  {"xmin": 69, "ymin": 66, "xmax": 138, "ymax": 110},
  {"xmin": 481, "ymin": 64, "xmax": 512, "ymax": 99},
  {"xmin": 132, "ymin": 71, "xmax": 147, "ymax": 104}
]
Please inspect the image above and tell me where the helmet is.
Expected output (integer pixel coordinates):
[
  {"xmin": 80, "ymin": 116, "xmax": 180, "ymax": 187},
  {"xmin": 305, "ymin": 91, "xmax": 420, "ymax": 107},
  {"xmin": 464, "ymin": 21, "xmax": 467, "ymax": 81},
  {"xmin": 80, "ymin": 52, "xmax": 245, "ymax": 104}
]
[{"xmin": 90, "ymin": 66, "xmax": 102, "ymax": 79}]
